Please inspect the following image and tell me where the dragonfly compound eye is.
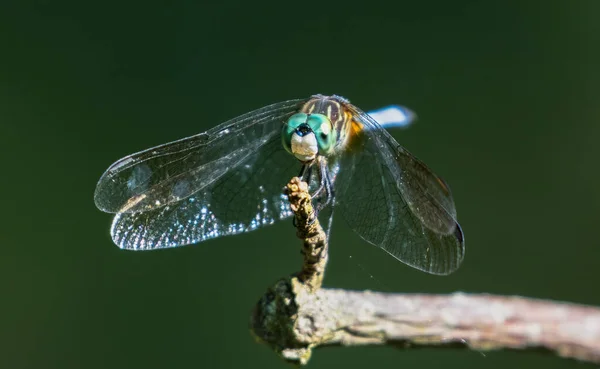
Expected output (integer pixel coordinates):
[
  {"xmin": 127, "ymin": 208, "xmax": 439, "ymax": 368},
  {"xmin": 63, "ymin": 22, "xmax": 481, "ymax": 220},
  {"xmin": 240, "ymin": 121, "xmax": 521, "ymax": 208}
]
[
  {"xmin": 282, "ymin": 113, "xmax": 318, "ymax": 161},
  {"xmin": 307, "ymin": 114, "xmax": 337, "ymax": 156}
]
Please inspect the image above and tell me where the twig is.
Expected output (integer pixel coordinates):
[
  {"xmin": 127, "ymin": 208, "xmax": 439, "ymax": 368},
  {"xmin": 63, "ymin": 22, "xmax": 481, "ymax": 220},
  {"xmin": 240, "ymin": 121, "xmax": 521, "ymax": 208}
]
[
  {"xmin": 250, "ymin": 178, "xmax": 600, "ymax": 365},
  {"xmin": 285, "ymin": 177, "xmax": 329, "ymax": 292}
]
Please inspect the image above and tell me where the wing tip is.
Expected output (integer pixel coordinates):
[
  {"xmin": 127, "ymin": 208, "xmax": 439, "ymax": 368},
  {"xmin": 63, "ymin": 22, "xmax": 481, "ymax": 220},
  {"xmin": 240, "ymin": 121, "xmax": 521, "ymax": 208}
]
[
  {"xmin": 448, "ymin": 221, "xmax": 466, "ymax": 274},
  {"xmin": 427, "ymin": 222, "xmax": 465, "ymax": 276},
  {"xmin": 94, "ymin": 187, "xmax": 112, "ymax": 214},
  {"xmin": 454, "ymin": 221, "xmax": 464, "ymax": 245}
]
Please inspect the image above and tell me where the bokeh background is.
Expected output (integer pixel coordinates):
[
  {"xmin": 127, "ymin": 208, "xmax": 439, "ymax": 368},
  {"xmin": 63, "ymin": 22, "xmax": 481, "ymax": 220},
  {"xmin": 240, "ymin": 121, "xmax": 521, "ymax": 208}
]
[{"xmin": 2, "ymin": 1, "xmax": 599, "ymax": 368}]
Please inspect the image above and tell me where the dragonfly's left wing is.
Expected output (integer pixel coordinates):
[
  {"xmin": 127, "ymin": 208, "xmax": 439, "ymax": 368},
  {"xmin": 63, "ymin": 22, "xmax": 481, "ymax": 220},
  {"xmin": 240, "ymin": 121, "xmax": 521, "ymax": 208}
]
[
  {"xmin": 334, "ymin": 103, "xmax": 464, "ymax": 275},
  {"xmin": 95, "ymin": 99, "xmax": 305, "ymax": 214},
  {"xmin": 94, "ymin": 99, "xmax": 307, "ymax": 250}
]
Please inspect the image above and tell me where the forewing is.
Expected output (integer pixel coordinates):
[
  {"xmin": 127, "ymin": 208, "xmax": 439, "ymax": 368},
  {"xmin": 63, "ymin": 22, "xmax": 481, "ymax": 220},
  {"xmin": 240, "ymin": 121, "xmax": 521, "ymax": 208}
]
[
  {"xmin": 335, "ymin": 105, "xmax": 464, "ymax": 275},
  {"xmin": 94, "ymin": 99, "xmax": 306, "ymax": 214}
]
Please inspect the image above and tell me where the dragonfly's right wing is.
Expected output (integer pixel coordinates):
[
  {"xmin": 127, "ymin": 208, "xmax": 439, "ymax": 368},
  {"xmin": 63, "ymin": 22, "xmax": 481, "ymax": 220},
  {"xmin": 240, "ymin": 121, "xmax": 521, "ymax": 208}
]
[
  {"xmin": 94, "ymin": 99, "xmax": 307, "ymax": 250},
  {"xmin": 335, "ymin": 103, "xmax": 464, "ymax": 275}
]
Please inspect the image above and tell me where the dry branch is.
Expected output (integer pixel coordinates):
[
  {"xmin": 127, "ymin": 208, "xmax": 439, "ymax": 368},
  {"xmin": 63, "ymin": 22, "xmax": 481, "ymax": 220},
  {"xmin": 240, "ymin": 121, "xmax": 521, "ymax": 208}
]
[{"xmin": 250, "ymin": 178, "xmax": 600, "ymax": 365}]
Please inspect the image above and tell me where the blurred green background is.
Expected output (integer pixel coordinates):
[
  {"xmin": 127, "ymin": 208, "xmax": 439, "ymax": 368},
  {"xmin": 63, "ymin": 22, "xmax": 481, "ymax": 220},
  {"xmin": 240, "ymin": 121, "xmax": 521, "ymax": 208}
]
[{"xmin": 2, "ymin": 0, "xmax": 599, "ymax": 368}]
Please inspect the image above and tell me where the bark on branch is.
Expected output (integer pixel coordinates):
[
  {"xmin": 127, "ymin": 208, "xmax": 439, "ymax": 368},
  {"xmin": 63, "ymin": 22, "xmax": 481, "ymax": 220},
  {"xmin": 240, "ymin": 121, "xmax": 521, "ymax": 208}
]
[{"xmin": 250, "ymin": 178, "xmax": 600, "ymax": 365}]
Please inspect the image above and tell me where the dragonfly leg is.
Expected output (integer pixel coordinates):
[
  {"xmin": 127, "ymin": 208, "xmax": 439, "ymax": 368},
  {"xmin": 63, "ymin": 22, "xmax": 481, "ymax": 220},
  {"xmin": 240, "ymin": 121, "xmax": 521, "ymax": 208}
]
[
  {"xmin": 310, "ymin": 161, "xmax": 327, "ymax": 199},
  {"xmin": 298, "ymin": 164, "xmax": 308, "ymax": 179},
  {"xmin": 299, "ymin": 162, "xmax": 327, "ymax": 200},
  {"xmin": 292, "ymin": 159, "xmax": 333, "ymax": 226},
  {"xmin": 308, "ymin": 159, "xmax": 334, "ymax": 225},
  {"xmin": 297, "ymin": 161, "xmax": 325, "ymax": 199}
]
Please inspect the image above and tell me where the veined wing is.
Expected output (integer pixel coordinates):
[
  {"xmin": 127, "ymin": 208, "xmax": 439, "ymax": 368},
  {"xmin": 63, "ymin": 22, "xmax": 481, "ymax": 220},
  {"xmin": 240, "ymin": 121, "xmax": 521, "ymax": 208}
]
[
  {"xmin": 335, "ymin": 104, "xmax": 464, "ymax": 275},
  {"xmin": 94, "ymin": 99, "xmax": 307, "ymax": 250},
  {"xmin": 95, "ymin": 99, "xmax": 306, "ymax": 214},
  {"xmin": 110, "ymin": 137, "xmax": 301, "ymax": 250}
]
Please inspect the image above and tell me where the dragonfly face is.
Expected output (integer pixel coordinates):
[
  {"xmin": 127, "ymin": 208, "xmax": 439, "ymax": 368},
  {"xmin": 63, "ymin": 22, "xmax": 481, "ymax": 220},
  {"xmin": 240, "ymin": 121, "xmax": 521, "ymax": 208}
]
[
  {"xmin": 282, "ymin": 113, "xmax": 335, "ymax": 161},
  {"xmin": 95, "ymin": 94, "xmax": 464, "ymax": 275}
]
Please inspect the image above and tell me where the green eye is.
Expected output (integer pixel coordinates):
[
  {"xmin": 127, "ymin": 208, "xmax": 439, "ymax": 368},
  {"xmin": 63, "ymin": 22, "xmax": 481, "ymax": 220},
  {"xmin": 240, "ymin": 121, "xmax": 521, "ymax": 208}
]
[
  {"xmin": 281, "ymin": 113, "xmax": 336, "ymax": 157},
  {"xmin": 282, "ymin": 113, "xmax": 308, "ymax": 154},
  {"xmin": 307, "ymin": 114, "xmax": 336, "ymax": 155},
  {"xmin": 287, "ymin": 113, "xmax": 309, "ymax": 130}
]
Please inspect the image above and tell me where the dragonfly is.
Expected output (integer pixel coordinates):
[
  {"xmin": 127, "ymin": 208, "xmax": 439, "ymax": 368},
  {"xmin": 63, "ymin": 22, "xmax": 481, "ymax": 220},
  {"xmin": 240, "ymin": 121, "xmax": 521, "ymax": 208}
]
[{"xmin": 94, "ymin": 94, "xmax": 464, "ymax": 275}]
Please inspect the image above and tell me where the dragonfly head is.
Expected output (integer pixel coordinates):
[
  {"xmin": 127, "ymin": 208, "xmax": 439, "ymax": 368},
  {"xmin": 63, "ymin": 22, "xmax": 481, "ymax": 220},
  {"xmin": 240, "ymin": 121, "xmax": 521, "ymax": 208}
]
[{"xmin": 283, "ymin": 113, "xmax": 337, "ymax": 162}]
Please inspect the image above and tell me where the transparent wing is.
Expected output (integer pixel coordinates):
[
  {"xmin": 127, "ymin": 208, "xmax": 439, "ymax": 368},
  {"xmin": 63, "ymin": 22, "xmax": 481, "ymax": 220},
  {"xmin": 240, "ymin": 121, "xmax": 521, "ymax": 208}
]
[
  {"xmin": 94, "ymin": 99, "xmax": 307, "ymax": 250},
  {"xmin": 334, "ymin": 104, "xmax": 464, "ymax": 275},
  {"xmin": 110, "ymin": 138, "xmax": 301, "ymax": 250},
  {"xmin": 94, "ymin": 99, "xmax": 306, "ymax": 214}
]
